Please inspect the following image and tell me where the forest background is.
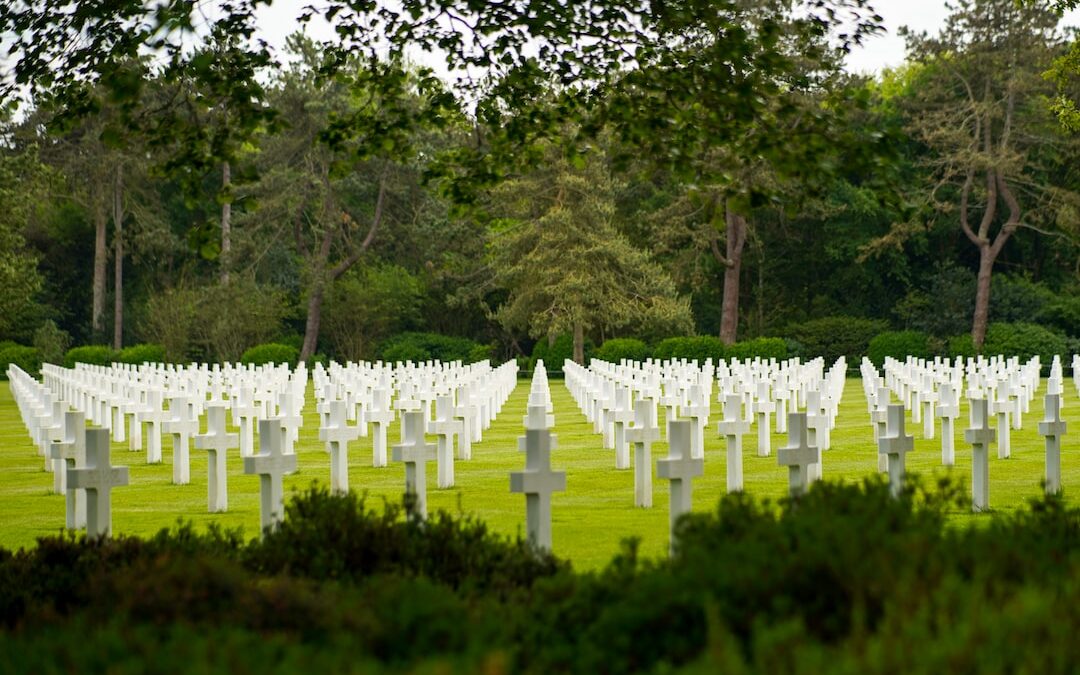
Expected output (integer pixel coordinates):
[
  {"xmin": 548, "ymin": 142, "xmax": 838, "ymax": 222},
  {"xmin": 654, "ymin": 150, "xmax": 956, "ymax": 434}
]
[{"xmin": 2, "ymin": 0, "xmax": 1080, "ymax": 373}]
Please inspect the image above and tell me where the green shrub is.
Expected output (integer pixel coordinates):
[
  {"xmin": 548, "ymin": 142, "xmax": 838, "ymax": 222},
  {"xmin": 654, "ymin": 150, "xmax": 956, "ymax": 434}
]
[
  {"xmin": 467, "ymin": 343, "xmax": 495, "ymax": 364},
  {"xmin": 117, "ymin": 343, "xmax": 166, "ymax": 365},
  {"xmin": 1039, "ymin": 295, "xmax": 1080, "ymax": 337},
  {"xmin": 63, "ymin": 345, "xmax": 117, "ymax": 368},
  {"xmin": 379, "ymin": 332, "xmax": 485, "ymax": 364},
  {"xmin": 652, "ymin": 336, "xmax": 726, "ymax": 363},
  {"xmin": 32, "ymin": 320, "xmax": 71, "ymax": 365},
  {"xmin": 240, "ymin": 343, "xmax": 299, "ymax": 367},
  {"xmin": 0, "ymin": 344, "xmax": 41, "ymax": 378},
  {"xmin": 983, "ymin": 322, "xmax": 1068, "ymax": 364},
  {"xmin": 595, "ymin": 338, "xmax": 651, "ymax": 363},
  {"xmin": 867, "ymin": 330, "xmax": 932, "ymax": 366},
  {"xmin": 784, "ymin": 316, "xmax": 888, "ymax": 364},
  {"xmin": 947, "ymin": 333, "xmax": 976, "ymax": 358},
  {"xmin": 727, "ymin": 337, "xmax": 788, "ymax": 361}
]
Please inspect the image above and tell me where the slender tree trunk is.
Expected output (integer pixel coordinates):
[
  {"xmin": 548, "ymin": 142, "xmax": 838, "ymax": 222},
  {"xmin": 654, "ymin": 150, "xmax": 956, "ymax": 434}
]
[
  {"xmin": 112, "ymin": 164, "xmax": 124, "ymax": 350},
  {"xmin": 300, "ymin": 231, "xmax": 334, "ymax": 363},
  {"xmin": 221, "ymin": 160, "xmax": 231, "ymax": 284},
  {"xmin": 972, "ymin": 246, "xmax": 994, "ymax": 351},
  {"xmin": 719, "ymin": 202, "xmax": 748, "ymax": 345},
  {"xmin": 572, "ymin": 322, "xmax": 585, "ymax": 365},
  {"xmin": 92, "ymin": 205, "xmax": 107, "ymax": 340}
]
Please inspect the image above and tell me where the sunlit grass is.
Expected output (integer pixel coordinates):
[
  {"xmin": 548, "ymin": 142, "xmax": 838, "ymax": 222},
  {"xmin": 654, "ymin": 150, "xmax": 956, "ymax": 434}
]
[{"xmin": 1, "ymin": 376, "xmax": 1076, "ymax": 570}]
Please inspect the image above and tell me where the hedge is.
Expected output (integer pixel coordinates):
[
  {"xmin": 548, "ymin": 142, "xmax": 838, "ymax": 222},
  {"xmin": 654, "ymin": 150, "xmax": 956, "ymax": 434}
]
[
  {"xmin": 117, "ymin": 343, "xmax": 167, "ymax": 365},
  {"xmin": 379, "ymin": 332, "xmax": 486, "ymax": 364},
  {"xmin": 867, "ymin": 330, "xmax": 932, "ymax": 366},
  {"xmin": 0, "ymin": 344, "xmax": 42, "ymax": 378},
  {"xmin": 784, "ymin": 316, "xmax": 888, "ymax": 365},
  {"xmin": 240, "ymin": 343, "xmax": 299, "ymax": 367},
  {"xmin": 727, "ymin": 337, "xmax": 788, "ymax": 361},
  {"xmin": 595, "ymin": 338, "xmax": 651, "ymax": 364},
  {"xmin": 652, "ymin": 336, "xmax": 726, "ymax": 363},
  {"xmin": 530, "ymin": 334, "xmax": 594, "ymax": 375},
  {"xmin": 63, "ymin": 345, "xmax": 117, "ymax": 368}
]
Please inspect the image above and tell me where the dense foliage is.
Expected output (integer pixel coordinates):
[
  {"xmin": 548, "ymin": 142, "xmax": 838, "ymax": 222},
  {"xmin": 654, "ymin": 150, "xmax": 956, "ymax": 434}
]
[{"xmin": 2, "ymin": 480, "xmax": 1080, "ymax": 672}]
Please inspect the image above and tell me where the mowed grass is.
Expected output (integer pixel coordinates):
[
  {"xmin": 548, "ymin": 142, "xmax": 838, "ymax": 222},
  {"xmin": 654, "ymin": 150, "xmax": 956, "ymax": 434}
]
[{"xmin": 1, "ymin": 376, "xmax": 1077, "ymax": 570}]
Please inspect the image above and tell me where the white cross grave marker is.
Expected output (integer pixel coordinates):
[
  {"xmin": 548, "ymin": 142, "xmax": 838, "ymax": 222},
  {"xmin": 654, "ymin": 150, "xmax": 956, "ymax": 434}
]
[
  {"xmin": 510, "ymin": 417, "xmax": 566, "ymax": 552},
  {"xmin": 319, "ymin": 399, "xmax": 359, "ymax": 494},
  {"xmin": 878, "ymin": 404, "xmax": 914, "ymax": 498},
  {"xmin": 47, "ymin": 410, "xmax": 87, "ymax": 529},
  {"xmin": 391, "ymin": 411, "xmax": 437, "ymax": 520},
  {"xmin": 777, "ymin": 412, "xmax": 819, "ymax": 498},
  {"xmin": 243, "ymin": 418, "xmax": 297, "ymax": 533},
  {"xmin": 625, "ymin": 398, "xmax": 660, "ymax": 508},
  {"xmin": 137, "ymin": 390, "xmax": 169, "ymax": 464},
  {"xmin": 936, "ymin": 383, "xmax": 960, "ymax": 467},
  {"xmin": 755, "ymin": 382, "xmax": 774, "ymax": 458},
  {"xmin": 657, "ymin": 419, "xmax": 704, "ymax": 556},
  {"xmin": 194, "ymin": 403, "xmax": 238, "ymax": 512},
  {"xmin": 165, "ymin": 396, "xmax": 198, "ymax": 485},
  {"xmin": 432, "ymin": 395, "xmax": 462, "ymax": 488},
  {"xmin": 66, "ymin": 428, "xmax": 129, "ymax": 538},
  {"xmin": 363, "ymin": 387, "xmax": 394, "ymax": 467},
  {"xmin": 717, "ymin": 394, "xmax": 750, "ymax": 493},
  {"xmin": 964, "ymin": 398, "xmax": 995, "ymax": 512},
  {"xmin": 1039, "ymin": 393, "xmax": 1067, "ymax": 495}
]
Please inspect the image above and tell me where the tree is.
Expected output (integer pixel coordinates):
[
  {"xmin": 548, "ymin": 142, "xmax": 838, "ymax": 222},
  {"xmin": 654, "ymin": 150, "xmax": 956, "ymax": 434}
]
[
  {"xmin": 0, "ymin": 142, "xmax": 46, "ymax": 340},
  {"xmin": 900, "ymin": 0, "xmax": 1078, "ymax": 349},
  {"xmin": 490, "ymin": 149, "xmax": 693, "ymax": 363}
]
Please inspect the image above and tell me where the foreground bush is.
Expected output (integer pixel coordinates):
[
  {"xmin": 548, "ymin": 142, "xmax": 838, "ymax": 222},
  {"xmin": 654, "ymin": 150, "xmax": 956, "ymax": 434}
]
[
  {"xmin": 240, "ymin": 343, "xmax": 299, "ymax": 367},
  {"xmin": 63, "ymin": 345, "xmax": 117, "ymax": 368},
  {"xmin": 5, "ymin": 479, "xmax": 1080, "ymax": 673}
]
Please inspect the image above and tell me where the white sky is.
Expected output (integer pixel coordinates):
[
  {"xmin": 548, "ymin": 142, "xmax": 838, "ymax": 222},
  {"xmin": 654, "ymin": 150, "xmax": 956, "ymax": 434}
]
[{"xmin": 254, "ymin": 0, "xmax": 1080, "ymax": 77}]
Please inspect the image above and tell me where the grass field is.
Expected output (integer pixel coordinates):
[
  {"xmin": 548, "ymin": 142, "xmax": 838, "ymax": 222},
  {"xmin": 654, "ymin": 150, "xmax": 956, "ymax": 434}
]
[{"xmin": 1, "ymin": 375, "xmax": 1077, "ymax": 569}]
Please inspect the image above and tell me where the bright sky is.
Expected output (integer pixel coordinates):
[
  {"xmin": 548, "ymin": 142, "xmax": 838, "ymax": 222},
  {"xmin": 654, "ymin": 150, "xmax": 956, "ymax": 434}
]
[{"xmin": 254, "ymin": 0, "xmax": 1080, "ymax": 77}]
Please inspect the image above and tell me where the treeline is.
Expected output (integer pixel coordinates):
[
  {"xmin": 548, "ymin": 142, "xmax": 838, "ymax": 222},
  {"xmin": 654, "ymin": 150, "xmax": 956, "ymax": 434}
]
[
  {"xmin": 3, "ymin": 479, "xmax": 1080, "ymax": 672},
  {"xmin": 1, "ymin": 1, "xmax": 1079, "ymax": 370}
]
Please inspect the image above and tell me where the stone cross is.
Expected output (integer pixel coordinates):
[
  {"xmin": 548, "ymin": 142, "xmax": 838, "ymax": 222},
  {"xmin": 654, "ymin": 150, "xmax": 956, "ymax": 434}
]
[
  {"xmin": 964, "ymin": 398, "xmax": 995, "ymax": 512},
  {"xmin": 625, "ymin": 398, "xmax": 660, "ymax": 508},
  {"xmin": 243, "ymin": 418, "xmax": 297, "ymax": 533},
  {"xmin": 453, "ymin": 386, "xmax": 476, "ymax": 460},
  {"xmin": 993, "ymin": 389, "xmax": 1012, "ymax": 459},
  {"xmin": 194, "ymin": 403, "xmax": 238, "ymax": 512},
  {"xmin": 936, "ymin": 383, "xmax": 960, "ymax": 467},
  {"xmin": 137, "ymin": 390, "xmax": 169, "ymax": 464},
  {"xmin": 391, "ymin": 411, "xmax": 437, "ymax": 520},
  {"xmin": 921, "ymin": 381, "xmax": 938, "ymax": 440},
  {"xmin": 682, "ymin": 385, "xmax": 709, "ymax": 460},
  {"xmin": 872, "ymin": 386, "xmax": 890, "ymax": 472},
  {"xmin": 363, "ymin": 387, "xmax": 394, "ymax": 467},
  {"xmin": 47, "ymin": 410, "xmax": 87, "ymax": 529},
  {"xmin": 777, "ymin": 412, "xmax": 819, "ymax": 498},
  {"xmin": 805, "ymin": 390, "xmax": 830, "ymax": 481},
  {"xmin": 717, "ymin": 394, "xmax": 750, "ymax": 493},
  {"xmin": 319, "ymin": 399, "xmax": 358, "ymax": 494},
  {"xmin": 1038, "ymin": 393, "xmax": 1067, "ymax": 495},
  {"xmin": 510, "ymin": 422, "xmax": 566, "ymax": 552},
  {"xmin": 432, "ymin": 395, "xmax": 463, "ymax": 488},
  {"xmin": 233, "ymin": 387, "xmax": 261, "ymax": 458},
  {"xmin": 878, "ymin": 404, "xmax": 914, "ymax": 498},
  {"xmin": 165, "ymin": 396, "xmax": 198, "ymax": 485},
  {"xmin": 754, "ymin": 382, "xmax": 775, "ymax": 458},
  {"xmin": 522, "ymin": 402, "xmax": 555, "ymax": 430},
  {"xmin": 657, "ymin": 419, "xmax": 704, "ymax": 556},
  {"xmin": 66, "ymin": 428, "xmax": 129, "ymax": 538},
  {"xmin": 276, "ymin": 392, "xmax": 303, "ymax": 454},
  {"xmin": 611, "ymin": 387, "xmax": 635, "ymax": 470}
]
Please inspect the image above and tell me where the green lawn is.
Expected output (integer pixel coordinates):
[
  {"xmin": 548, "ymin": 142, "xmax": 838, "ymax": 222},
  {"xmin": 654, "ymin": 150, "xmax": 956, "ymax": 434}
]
[{"xmin": 1, "ymin": 376, "xmax": 1076, "ymax": 569}]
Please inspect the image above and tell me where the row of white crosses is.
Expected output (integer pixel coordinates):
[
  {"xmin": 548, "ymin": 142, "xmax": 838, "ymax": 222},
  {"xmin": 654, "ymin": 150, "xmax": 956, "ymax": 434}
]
[
  {"xmin": 8, "ymin": 365, "xmax": 130, "ymax": 537},
  {"xmin": 863, "ymin": 354, "xmax": 1071, "ymax": 508},
  {"xmin": 314, "ymin": 359, "xmax": 518, "ymax": 499},
  {"xmin": 510, "ymin": 361, "xmax": 566, "ymax": 551},
  {"xmin": 564, "ymin": 355, "xmax": 848, "ymax": 502},
  {"xmin": 15, "ymin": 359, "xmax": 309, "ymax": 533}
]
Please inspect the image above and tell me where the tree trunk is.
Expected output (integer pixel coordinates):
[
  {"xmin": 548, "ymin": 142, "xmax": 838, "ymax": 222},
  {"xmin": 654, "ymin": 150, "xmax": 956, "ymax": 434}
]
[
  {"xmin": 221, "ymin": 160, "xmax": 231, "ymax": 284},
  {"xmin": 92, "ymin": 205, "xmax": 107, "ymax": 340},
  {"xmin": 972, "ymin": 246, "xmax": 994, "ymax": 351},
  {"xmin": 572, "ymin": 322, "xmax": 585, "ymax": 365},
  {"xmin": 112, "ymin": 164, "xmax": 124, "ymax": 350},
  {"xmin": 299, "ymin": 231, "xmax": 334, "ymax": 363},
  {"xmin": 719, "ymin": 202, "xmax": 748, "ymax": 345}
]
